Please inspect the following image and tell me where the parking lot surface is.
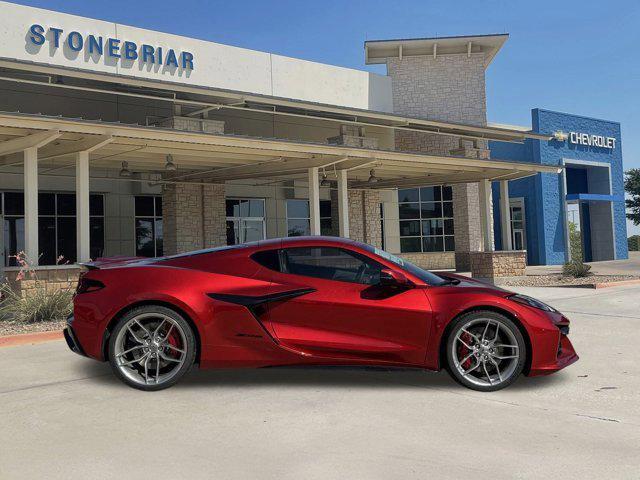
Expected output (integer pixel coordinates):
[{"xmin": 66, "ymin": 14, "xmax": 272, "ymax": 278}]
[{"xmin": 1, "ymin": 285, "xmax": 639, "ymax": 479}]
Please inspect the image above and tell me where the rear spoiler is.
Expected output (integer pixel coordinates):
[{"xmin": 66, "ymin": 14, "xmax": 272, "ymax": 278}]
[{"xmin": 79, "ymin": 256, "xmax": 145, "ymax": 270}]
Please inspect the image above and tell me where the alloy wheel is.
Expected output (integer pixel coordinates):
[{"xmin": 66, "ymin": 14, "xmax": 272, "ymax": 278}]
[
  {"xmin": 113, "ymin": 312, "xmax": 188, "ymax": 387},
  {"xmin": 450, "ymin": 317, "xmax": 521, "ymax": 388}
]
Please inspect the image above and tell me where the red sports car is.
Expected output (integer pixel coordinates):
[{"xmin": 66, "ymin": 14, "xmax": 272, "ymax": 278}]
[{"xmin": 65, "ymin": 236, "xmax": 578, "ymax": 391}]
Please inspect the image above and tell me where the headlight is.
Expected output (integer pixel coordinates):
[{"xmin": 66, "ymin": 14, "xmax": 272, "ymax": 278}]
[{"xmin": 508, "ymin": 294, "xmax": 557, "ymax": 313}]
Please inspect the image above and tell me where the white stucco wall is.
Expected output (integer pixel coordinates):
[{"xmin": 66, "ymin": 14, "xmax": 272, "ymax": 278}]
[{"xmin": 0, "ymin": 1, "xmax": 393, "ymax": 112}]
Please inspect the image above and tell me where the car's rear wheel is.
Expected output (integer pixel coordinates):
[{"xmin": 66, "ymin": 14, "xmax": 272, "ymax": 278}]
[
  {"xmin": 445, "ymin": 311, "xmax": 526, "ymax": 392},
  {"xmin": 108, "ymin": 306, "xmax": 196, "ymax": 391}
]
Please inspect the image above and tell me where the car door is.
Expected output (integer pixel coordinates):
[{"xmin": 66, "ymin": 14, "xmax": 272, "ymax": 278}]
[{"xmin": 264, "ymin": 246, "xmax": 433, "ymax": 366}]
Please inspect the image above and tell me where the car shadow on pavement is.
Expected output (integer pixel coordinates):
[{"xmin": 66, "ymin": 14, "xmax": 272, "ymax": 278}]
[{"xmin": 79, "ymin": 360, "xmax": 566, "ymax": 391}]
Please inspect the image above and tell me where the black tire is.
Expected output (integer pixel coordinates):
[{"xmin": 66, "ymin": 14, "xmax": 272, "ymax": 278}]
[
  {"xmin": 445, "ymin": 310, "xmax": 527, "ymax": 392},
  {"xmin": 107, "ymin": 305, "xmax": 196, "ymax": 391}
]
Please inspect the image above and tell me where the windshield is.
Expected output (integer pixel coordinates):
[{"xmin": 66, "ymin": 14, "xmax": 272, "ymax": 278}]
[{"xmin": 362, "ymin": 244, "xmax": 447, "ymax": 286}]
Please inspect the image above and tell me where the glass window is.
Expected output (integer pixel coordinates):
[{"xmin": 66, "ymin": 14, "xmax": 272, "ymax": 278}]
[
  {"xmin": 135, "ymin": 196, "xmax": 163, "ymax": 257},
  {"xmin": 2, "ymin": 192, "xmax": 105, "ymax": 266},
  {"xmin": 226, "ymin": 198, "xmax": 266, "ymax": 245},
  {"xmin": 283, "ymin": 247, "xmax": 382, "ymax": 285},
  {"xmin": 397, "ymin": 186, "xmax": 455, "ymax": 253},
  {"xmin": 286, "ymin": 199, "xmax": 333, "ymax": 237},
  {"xmin": 251, "ymin": 250, "xmax": 281, "ymax": 271}
]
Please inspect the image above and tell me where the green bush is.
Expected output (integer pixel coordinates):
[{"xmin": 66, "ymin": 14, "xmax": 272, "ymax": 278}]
[
  {"xmin": 0, "ymin": 283, "xmax": 73, "ymax": 323},
  {"xmin": 629, "ymin": 235, "xmax": 640, "ymax": 252},
  {"xmin": 562, "ymin": 261, "xmax": 592, "ymax": 278}
]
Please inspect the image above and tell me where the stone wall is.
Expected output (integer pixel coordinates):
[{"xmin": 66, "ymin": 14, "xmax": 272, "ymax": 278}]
[
  {"xmin": 387, "ymin": 53, "xmax": 491, "ymax": 271},
  {"xmin": 347, "ymin": 189, "xmax": 382, "ymax": 248},
  {"xmin": 163, "ymin": 182, "xmax": 226, "ymax": 255},
  {"xmin": 4, "ymin": 267, "xmax": 82, "ymax": 296},
  {"xmin": 398, "ymin": 252, "xmax": 455, "ymax": 270},
  {"xmin": 469, "ymin": 251, "xmax": 527, "ymax": 282}
]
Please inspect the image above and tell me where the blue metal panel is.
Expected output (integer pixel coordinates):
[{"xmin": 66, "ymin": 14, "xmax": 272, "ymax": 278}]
[
  {"xmin": 565, "ymin": 194, "xmax": 623, "ymax": 202},
  {"xmin": 489, "ymin": 108, "xmax": 628, "ymax": 265}
]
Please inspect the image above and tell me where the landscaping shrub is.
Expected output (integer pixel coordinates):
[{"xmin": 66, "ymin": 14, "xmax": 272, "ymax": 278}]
[
  {"xmin": 562, "ymin": 260, "xmax": 592, "ymax": 278},
  {"xmin": 0, "ymin": 251, "xmax": 74, "ymax": 324},
  {"xmin": 0, "ymin": 283, "xmax": 73, "ymax": 323}
]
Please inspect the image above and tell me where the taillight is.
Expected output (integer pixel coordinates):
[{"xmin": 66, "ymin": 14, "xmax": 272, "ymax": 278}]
[{"xmin": 76, "ymin": 277, "xmax": 105, "ymax": 294}]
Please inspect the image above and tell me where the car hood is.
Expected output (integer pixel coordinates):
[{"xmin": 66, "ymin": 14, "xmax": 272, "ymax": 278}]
[{"xmin": 436, "ymin": 272, "xmax": 514, "ymax": 297}]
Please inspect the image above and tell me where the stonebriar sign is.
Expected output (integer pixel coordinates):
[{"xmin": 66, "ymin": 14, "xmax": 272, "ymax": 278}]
[{"xmin": 27, "ymin": 24, "xmax": 195, "ymax": 70}]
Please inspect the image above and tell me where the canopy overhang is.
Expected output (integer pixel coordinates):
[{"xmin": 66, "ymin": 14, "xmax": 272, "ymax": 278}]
[{"xmin": 0, "ymin": 111, "xmax": 561, "ymax": 189}]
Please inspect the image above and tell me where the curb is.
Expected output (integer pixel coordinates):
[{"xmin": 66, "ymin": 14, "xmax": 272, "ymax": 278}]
[
  {"xmin": 591, "ymin": 279, "xmax": 640, "ymax": 289},
  {"xmin": 0, "ymin": 330, "xmax": 63, "ymax": 348}
]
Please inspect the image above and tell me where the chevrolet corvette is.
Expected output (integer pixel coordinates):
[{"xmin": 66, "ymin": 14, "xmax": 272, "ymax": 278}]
[{"xmin": 65, "ymin": 236, "xmax": 578, "ymax": 391}]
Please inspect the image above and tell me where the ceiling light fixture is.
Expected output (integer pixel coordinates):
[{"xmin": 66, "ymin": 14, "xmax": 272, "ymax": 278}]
[
  {"xmin": 320, "ymin": 172, "xmax": 330, "ymax": 187},
  {"xmin": 165, "ymin": 154, "xmax": 177, "ymax": 171},
  {"xmin": 119, "ymin": 161, "xmax": 132, "ymax": 178},
  {"xmin": 367, "ymin": 169, "xmax": 378, "ymax": 184}
]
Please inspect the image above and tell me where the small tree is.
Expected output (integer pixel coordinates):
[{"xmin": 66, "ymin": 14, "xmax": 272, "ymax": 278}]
[
  {"xmin": 568, "ymin": 220, "xmax": 583, "ymax": 261},
  {"xmin": 625, "ymin": 169, "xmax": 640, "ymax": 226},
  {"xmin": 629, "ymin": 235, "xmax": 640, "ymax": 252}
]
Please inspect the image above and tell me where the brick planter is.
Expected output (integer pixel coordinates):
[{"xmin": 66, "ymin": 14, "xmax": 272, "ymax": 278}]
[
  {"xmin": 469, "ymin": 251, "xmax": 527, "ymax": 282},
  {"xmin": 4, "ymin": 266, "xmax": 82, "ymax": 296}
]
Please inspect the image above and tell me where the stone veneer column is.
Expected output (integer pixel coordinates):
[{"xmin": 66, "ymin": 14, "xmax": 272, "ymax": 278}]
[
  {"xmin": 347, "ymin": 190, "xmax": 382, "ymax": 248},
  {"xmin": 163, "ymin": 182, "xmax": 227, "ymax": 255},
  {"xmin": 386, "ymin": 53, "xmax": 490, "ymax": 271},
  {"xmin": 203, "ymin": 184, "xmax": 227, "ymax": 248}
]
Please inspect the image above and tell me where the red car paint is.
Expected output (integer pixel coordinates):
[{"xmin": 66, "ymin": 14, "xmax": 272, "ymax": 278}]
[{"xmin": 69, "ymin": 237, "xmax": 578, "ymax": 375}]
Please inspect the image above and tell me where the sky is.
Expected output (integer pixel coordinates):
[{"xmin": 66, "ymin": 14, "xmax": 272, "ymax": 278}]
[{"xmin": 9, "ymin": 0, "xmax": 640, "ymax": 235}]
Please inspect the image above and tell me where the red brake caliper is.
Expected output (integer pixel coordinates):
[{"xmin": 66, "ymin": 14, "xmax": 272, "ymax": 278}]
[
  {"xmin": 458, "ymin": 332, "xmax": 473, "ymax": 369},
  {"xmin": 166, "ymin": 328, "xmax": 181, "ymax": 359}
]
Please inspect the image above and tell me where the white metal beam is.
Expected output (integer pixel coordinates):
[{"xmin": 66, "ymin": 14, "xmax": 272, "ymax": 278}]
[
  {"xmin": 337, "ymin": 169, "xmax": 349, "ymax": 238},
  {"xmin": 308, "ymin": 167, "xmax": 321, "ymax": 235},
  {"xmin": 479, "ymin": 179, "xmax": 494, "ymax": 252},
  {"xmin": 76, "ymin": 151, "xmax": 91, "ymax": 262},
  {"xmin": 23, "ymin": 147, "xmax": 39, "ymax": 264},
  {"xmin": 0, "ymin": 130, "xmax": 61, "ymax": 156},
  {"xmin": 39, "ymin": 135, "xmax": 113, "ymax": 160},
  {"xmin": 500, "ymin": 180, "xmax": 513, "ymax": 251}
]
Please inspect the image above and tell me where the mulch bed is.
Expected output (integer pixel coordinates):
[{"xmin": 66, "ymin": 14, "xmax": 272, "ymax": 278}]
[
  {"xmin": 0, "ymin": 320, "xmax": 66, "ymax": 337},
  {"xmin": 500, "ymin": 275, "xmax": 640, "ymax": 287}
]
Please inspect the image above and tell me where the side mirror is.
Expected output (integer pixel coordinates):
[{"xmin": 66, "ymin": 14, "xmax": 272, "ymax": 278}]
[{"xmin": 379, "ymin": 268, "xmax": 411, "ymax": 287}]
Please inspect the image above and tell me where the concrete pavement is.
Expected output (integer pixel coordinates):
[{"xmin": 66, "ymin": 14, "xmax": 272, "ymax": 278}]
[{"xmin": 1, "ymin": 285, "xmax": 639, "ymax": 479}]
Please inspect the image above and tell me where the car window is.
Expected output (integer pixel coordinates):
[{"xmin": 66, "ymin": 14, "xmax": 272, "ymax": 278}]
[
  {"xmin": 282, "ymin": 247, "xmax": 382, "ymax": 285},
  {"xmin": 250, "ymin": 249, "xmax": 281, "ymax": 271}
]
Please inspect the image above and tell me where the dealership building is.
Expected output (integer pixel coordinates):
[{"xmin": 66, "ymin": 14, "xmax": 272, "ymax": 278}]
[{"xmin": 0, "ymin": 1, "xmax": 628, "ymax": 290}]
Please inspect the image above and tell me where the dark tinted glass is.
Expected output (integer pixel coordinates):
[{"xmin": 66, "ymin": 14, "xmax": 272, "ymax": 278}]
[
  {"xmin": 135, "ymin": 219, "xmax": 154, "ymax": 257},
  {"xmin": 445, "ymin": 236, "xmax": 456, "ymax": 251},
  {"xmin": 38, "ymin": 217, "xmax": 56, "ymax": 265},
  {"xmin": 4, "ymin": 192, "xmax": 24, "ymax": 216},
  {"xmin": 400, "ymin": 237, "xmax": 421, "ymax": 253},
  {"xmin": 320, "ymin": 200, "xmax": 332, "ymax": 218},
  {"xmin": 399, "ymin": 203, "xmax": 420, "ymax": 219},
  {"xmin": 320, "ymin": 218, "xmax": 333, "ymax": 236},
  {"xmin": 399, "ymin": 220, "xmax": 420, "ymax": 236},
  {"xmin": 420, "ymin": 202, "xmax": 442, "ymax": 219},
  {"xmin": 57, "ymin": 194, "xmax": 76, "ymax": 215},
  {"xmin": 423, "ymin": 236, "xmax": 444, "ymax": 252},
  {"xmin": 442, "ymin": 201, "xmax": 454, "ymax": 218},
  {"xmin": 90, "ymin": 217, "xmax": 105, "ymax": 260},
  {"xmin": 444, "ymin": 219, "xmax": 455, "ymax": 235},
  {"xmin": 398, "ymin": 188, "xmax": 419, "ymax": 203},
  {"xmin": 154, "ymin": 196, "xmax": 163, "ymax": 217},
  {"xmin": 226, "ymin": 199, "xmax": 239, "ymax": 217},
  {"xmin": 442, "ymin": 186, "xmax": 453, "ymax": 201},
  {"xmin": 135, "ymin": 196, "xmax": 155, "ymax": 217},
  {"xmin": 4, "ymin": 217, "xmax": 24, "ymax": 266},
  {"xmin": 422, "ymin": 219, "xmax": 443, "ymax": 236},
  {"xmin": 226, "ymin": 220, "xmax": 238, "ymax": 245},
  {"xmin": 420, "ymin": 186, "xmax": 441, "ymax": 202},
  {"xmin": 90, "ymin": 194, "xmax": 104, "ymax": 216},
  {"xmin": 38, "ymin": 193, "xmax": 55, "ymax": 215},
  {"xmin": 286, "ymin": 199, "xmax": 309, "ymax": 218},
  {"xmin": 283, "ymin": 247, "xmax": 381, "ymax": 284},
  {"xmin": 251, "ymin": 250, "xmax": 281, "ymax": 271},
  {"xmin": 57, "ymin": 217, "xmax": 77, "ymax": 262},
  {"xmin": 287, "ymin": 219, "xmax": 309, "ymax": 237},
  {"xmin": 154, "ymin": 219, "xmax": 163, "ymax": 256}
]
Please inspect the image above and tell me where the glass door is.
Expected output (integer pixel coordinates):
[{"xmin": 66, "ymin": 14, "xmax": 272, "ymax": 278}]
[{"xmin": 509, "ymin": 199, "xmax": 526, "ymax": 251}]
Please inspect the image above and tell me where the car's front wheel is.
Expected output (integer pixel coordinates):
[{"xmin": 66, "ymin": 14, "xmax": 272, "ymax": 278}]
[
  {"xmin": 445, "ymin": 311, "xmax": 526, "ymax": 392},
  {"xmin": 108, "ymin": 305, "xmax": 196, "ymax": 391}
]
